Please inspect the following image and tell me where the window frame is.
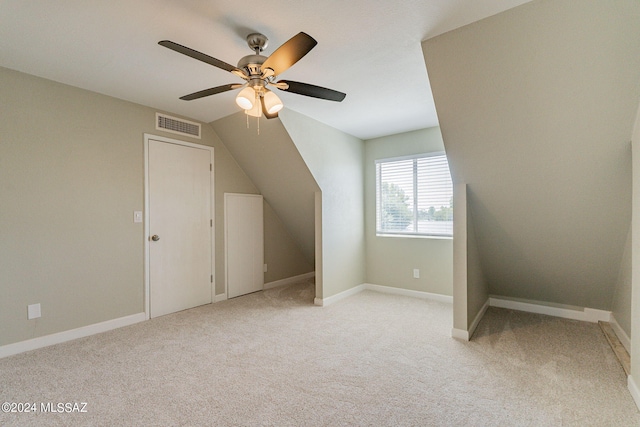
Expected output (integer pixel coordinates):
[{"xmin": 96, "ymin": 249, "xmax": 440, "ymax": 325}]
[{"xmin": 375, "ymin": 151, "xmax": 453, "ymax": 239}]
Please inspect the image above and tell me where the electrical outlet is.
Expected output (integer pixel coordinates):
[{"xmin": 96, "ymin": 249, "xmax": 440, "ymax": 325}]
[
  {"xmin": 28, "ymin": 303, "xmax": 41, "ymax": 320},
  {"xmin": 413, "ymin": 269, "xmax": 420, "ymax": 279}
]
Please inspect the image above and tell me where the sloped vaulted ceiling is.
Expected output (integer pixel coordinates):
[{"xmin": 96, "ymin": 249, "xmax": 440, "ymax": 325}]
[
  {"xmin": 422, "ymin": 0, "xmax": 640, "ymax": 309},
  {"xmin": 211, "ymin": 112, "xmax": 319, "ymax": 264},
  {"xmin": 0, "ymin": 0, "xmax": 534, "ymax": 140}
]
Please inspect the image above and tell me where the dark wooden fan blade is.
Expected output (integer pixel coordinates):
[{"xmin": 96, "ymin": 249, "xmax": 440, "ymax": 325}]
[
  {"xmin": 261, "ymin": 32, "xmax": 317, "ymax": 76},
  {"xmin": 180, "ymin": 84, "xmax": 242, "ymax": 101},
  {"xmin": 260, "ymin": 96, "xmax": 279, "ymax": 120},
  {"xmin": 159, "ymin": 40, "xmax": 244, "ymax": 75},
  {"xmin": 277, "ymin": 80, "xmax": 346, "ymax": 102}
]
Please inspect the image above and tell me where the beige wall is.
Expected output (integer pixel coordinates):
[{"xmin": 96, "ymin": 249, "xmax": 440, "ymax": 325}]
[
  {"xmin": 0, "ymin": 67, "xmax": 306, "ymax": 346},
  {"xmin": 612, "ymin": 224, "xmax": 632, "ymax": 337},
  {"xmin": 208, "ymin": 128, "xmax": 261, "ymax": 295},
  {"xmin": 465, "ymin": 188, "xmax": 489, "ymax": 328},
  {"xmin": 280, "ymin": 109, "xmax": 365, "ymax": 299},
  {"xmin": 451, "ymin": 183, "xmax": 489, "ymax": 335},
  {"xmin": 364, "ymin": 128, "xmax": 452, "ymax": 295},
  {"xmin": 263, "ymin": 201, "xmax": 314, "ymax": 283},
  {"xmin": 630, "ymin": 102, "xmax": 640, "ymax": 388},
  {"xmin": 211, "ymin": 112, "xmax": 319, "ymax": 267},
  {"xmin": 1, "ymin": 67, "xmax": 147, "ymax": 345},
  {"xmin": 423, "ymin": 0, "xmax": 640, "ymax": 309},
  {"xmin": 452, "ymin": 184, "xmax": 469, "ymax": 331}
]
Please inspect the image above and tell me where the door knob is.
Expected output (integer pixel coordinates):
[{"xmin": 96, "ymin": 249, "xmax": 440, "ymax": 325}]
[{"xmin": 151, "ymin": 235, "xmax": 160, "ymax": 241}]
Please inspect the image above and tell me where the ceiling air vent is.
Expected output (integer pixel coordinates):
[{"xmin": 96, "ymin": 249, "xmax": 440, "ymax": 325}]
[{"xmin": 156, "ymin": 113, "xmax": 201, "ymax": 139}]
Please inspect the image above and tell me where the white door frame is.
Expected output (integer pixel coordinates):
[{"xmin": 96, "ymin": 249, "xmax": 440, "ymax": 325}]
[{"xmin": 143, "ymin": 133, "xmax": 215, "ymax": 320}]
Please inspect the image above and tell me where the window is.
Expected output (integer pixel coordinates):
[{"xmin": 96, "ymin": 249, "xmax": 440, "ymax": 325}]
[{"xmin": 376, "ymin": 152, "xmax": 453, "ymax": 237}]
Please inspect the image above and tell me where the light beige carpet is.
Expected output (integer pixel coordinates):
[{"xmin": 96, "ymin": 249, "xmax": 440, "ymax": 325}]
[{"xmin": 1, "ymin": 279, "xmax": 638, "ymax": 426}]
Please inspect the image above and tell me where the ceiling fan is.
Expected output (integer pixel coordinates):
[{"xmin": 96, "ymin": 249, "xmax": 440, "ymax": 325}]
[{"xmin": 159, "ymin": 32, "xmax": 346, "ymax": 120}]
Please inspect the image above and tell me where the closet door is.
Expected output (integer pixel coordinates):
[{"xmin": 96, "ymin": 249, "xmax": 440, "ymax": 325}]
[{"xmin": 225, "ymin": 193, "xmax": 263, "ymax": 298}]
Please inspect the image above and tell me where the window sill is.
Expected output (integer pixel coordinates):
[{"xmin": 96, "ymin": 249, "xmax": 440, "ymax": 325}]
[{"xmin": 376, "ymin": 233, "xmax": 453, "ymax": 240}]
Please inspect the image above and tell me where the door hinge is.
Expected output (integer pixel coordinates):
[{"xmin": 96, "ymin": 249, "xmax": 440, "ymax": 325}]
[
  {"xmin": 210, "ymin": 163, "xmax": 212, "ymax": 171},
  {"xmin": 210, "ymin": 275, "xmax": 213, "ymax": 283}
]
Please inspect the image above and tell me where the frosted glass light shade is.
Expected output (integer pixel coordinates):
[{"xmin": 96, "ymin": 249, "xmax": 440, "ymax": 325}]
[
  {"xmin": 245, "ymin": 99, "xmax": 261, "ymax": 117},
  {"xmin": 236, "ymin": 87, "xmax": 255, "ymax": 110},
  {"xmin": 263, "ymin": 90, "xmax": 283, "ymax": 114}
]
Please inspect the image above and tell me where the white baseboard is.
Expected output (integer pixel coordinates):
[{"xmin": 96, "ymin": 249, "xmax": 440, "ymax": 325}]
[
  {"xmin": 629, "ymin": 376, "xmax": 640, "ymax": 412},
  {"xmin": 468, "ymin": 299, "xmax": 490, "ymax": 339},
  {"xmin": 0, "ymin": 312, "xmax": 146, "ymax": 359},
  {"xmin": 314, "ymin": 283, "xmax": 453, "ymax": 307},
  {"xmin": 451, "ymin": 299, "xmax": 489, "ymax": 342},
  {"xmin": 489, "ymin": 297, "xmax": 611, "ymax": 324},
  {"xmin": 610, "ymin": 314, "xmax": 631, "ymax": 353},
  {"xmin": 363, "ymin": 284, "xmax": 453, "ymax": 304},
  {"xmin": 214, "ymin": 293, "xmax": 227, "ymax": 303},
  {"xmin": 264, "ymin": 272, "xmax": 315, "ymax": 290},
  {"xmin": 314, "ymin": 284, "xmax": 365, "ymax": 307},
  {"xmin": 583, "ymin": 307, "xmax": 612, "ymax": 323},
  {"xmin": 451, "ymin": 328, "xmax": 470, "ymax": 341}
]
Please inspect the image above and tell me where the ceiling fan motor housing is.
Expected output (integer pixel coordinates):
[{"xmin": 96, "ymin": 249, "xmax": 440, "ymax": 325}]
[{"xmin": 237, "ymin": 54, "xmax": 267, "ymax": 77}]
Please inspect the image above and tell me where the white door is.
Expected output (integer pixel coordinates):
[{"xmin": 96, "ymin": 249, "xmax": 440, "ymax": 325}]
[
  {"xmin": 148, "ymin": 139, "xmax": 212, "ymax": 317},
  {"xmin": 225, "ymin": 193, "xmax": 264, "ymax": 298}
]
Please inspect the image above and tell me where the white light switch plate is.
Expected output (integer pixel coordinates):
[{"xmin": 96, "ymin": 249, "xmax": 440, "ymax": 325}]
[
  {"xmin": 134, "ymin": 211, "xmax": 143, "ymax": 223},
  {"xmin": 28, "ymin": 303, "xmax": 41, "ymax": 319}
]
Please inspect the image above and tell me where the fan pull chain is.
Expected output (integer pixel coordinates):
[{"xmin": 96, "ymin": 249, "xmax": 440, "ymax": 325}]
[
  {"xmin": 257, "ymin": 116, "xmax": 260, "ymax": 135},
  {"xmin": 246, "ymin": 113, "xmax": 249, "ymax": 129}
]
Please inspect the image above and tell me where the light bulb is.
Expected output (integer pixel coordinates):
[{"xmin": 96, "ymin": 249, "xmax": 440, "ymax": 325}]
[
  {"xmin": 235, "ymin": 87, "xmax": 255, "ymax": 110},
  {"xmin": 263, "ymin": 90, "xmax": 283, "ymax": 114}
]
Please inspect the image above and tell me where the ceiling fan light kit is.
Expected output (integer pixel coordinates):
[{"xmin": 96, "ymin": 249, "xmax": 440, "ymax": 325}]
[
  {"xmin": 235, "ymin": 86, "xmax": 256, "ymax": 110},
  {"xmin": 159, "ymin": 31, "xmax": 346, "ymax": 121},
  {"xmin": 263, "ymin": 90, "xmax": 284, "ymax": 114},
  {"xmin": 245, "ymin": 97, "xmax": 262, "ymax": 118}
]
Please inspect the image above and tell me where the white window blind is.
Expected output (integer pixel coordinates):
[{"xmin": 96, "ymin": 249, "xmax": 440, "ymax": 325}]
[{"xmin": 376, "ymin": 153, "xmax": 453, "ymax": 237}]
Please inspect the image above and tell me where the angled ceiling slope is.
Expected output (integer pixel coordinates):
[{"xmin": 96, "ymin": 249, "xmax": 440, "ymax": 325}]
[
  {"xmin": 211, "ymin": 112, "xmax": 319, "ymax": 264},
  {"xmin": 423, "ymin": 0, "xmax": 640, "ymax": 309},
  {"xmin": 0, "ymin": 0, "xmax": 532, "ymax": 140}
]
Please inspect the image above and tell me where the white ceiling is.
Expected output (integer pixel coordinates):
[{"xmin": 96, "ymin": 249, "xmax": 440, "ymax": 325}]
[{"xmin": 0, "ymin": 0, "xmax": 531, "ymax": 140}]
